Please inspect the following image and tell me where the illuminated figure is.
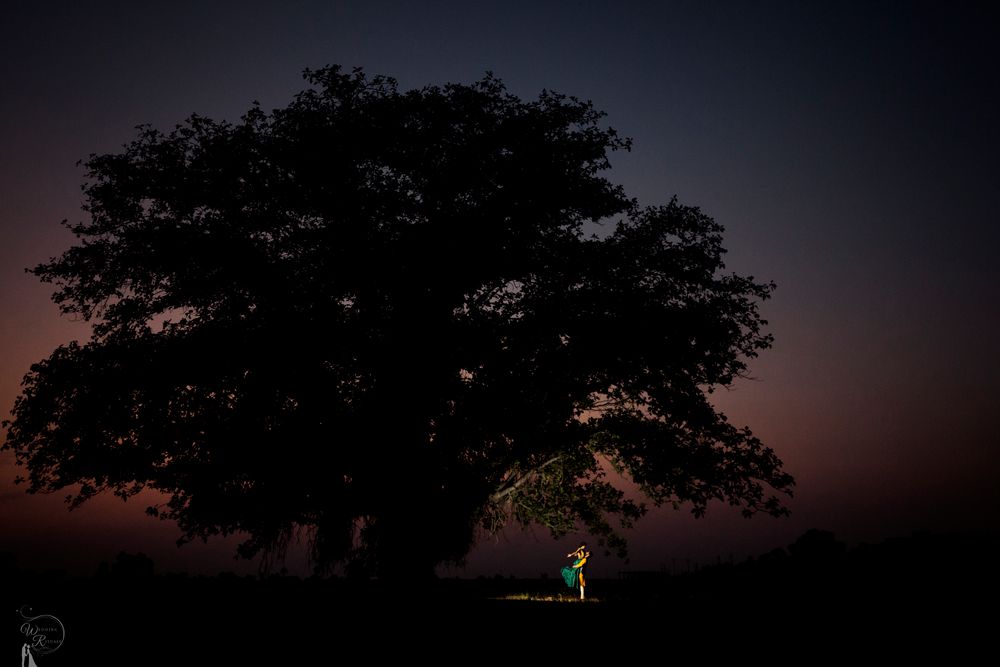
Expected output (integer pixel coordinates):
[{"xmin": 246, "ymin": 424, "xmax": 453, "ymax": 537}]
[{"xmin": 561, "ymin": 543, "xmax": 590, "ymax": 600}]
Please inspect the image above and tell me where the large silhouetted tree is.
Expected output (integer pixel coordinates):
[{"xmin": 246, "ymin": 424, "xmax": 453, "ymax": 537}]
[{"xmin": 2, "ymin": 66, "xmax": 793, "ymax": 578}]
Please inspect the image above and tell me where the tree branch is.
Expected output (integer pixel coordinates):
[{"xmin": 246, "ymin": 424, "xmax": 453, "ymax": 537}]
[{"xmin": 489, "ymin": 455, "xmax": 562, "ymax": 504}]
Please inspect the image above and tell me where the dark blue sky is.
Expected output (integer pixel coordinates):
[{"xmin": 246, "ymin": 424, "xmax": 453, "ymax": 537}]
[{"xmin": 1, "ymin": 1, "xmax": 997, "ymax": 577}]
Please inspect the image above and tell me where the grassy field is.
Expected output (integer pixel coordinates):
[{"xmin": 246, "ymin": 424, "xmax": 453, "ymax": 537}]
[{"xmin": 5, "ymin": 531, "xmax": 998, "ymax": 661}]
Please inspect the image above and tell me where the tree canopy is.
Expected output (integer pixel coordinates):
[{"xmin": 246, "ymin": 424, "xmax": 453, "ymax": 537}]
[{"xmin": 2, "ymin": 65, "xmax": 793, "ymax": 577}]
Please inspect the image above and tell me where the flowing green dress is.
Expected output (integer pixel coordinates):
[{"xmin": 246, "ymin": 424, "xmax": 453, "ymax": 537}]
[{"xmin": 561, "ymin": 557, "xmax": 584, "ymax": 588}]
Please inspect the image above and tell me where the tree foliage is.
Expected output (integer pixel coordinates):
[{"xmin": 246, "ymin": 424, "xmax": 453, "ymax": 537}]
[{"xmin": 2, "ymin": 65, "xmax": 793, "ymax": 577}]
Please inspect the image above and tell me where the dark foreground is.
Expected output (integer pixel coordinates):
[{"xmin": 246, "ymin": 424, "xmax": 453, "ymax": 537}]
[{"xmin": 5, "ymin": 530, "xmax": 997, "ymax": 662}]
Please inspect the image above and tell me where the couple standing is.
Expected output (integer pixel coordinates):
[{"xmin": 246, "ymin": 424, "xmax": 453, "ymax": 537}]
[{"xmin": 560, "ymin": 543, "xmax": 590, "ymax": 599}]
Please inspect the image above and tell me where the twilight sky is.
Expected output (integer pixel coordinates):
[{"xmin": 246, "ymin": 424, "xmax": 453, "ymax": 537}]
[{"xmin": 1, "ymin": 1, "xmax": 998, "ymax": 577}]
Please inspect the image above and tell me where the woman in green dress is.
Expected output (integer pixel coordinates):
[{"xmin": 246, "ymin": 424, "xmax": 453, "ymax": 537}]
[{"xmin": 560, "ymin": 543, "xmax": 590, "ymax": 600}]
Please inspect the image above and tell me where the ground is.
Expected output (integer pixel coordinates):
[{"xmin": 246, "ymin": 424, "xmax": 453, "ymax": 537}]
[{"xmin": 5, "ymin": 532, "xmax": 997, "ymax": 661}]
